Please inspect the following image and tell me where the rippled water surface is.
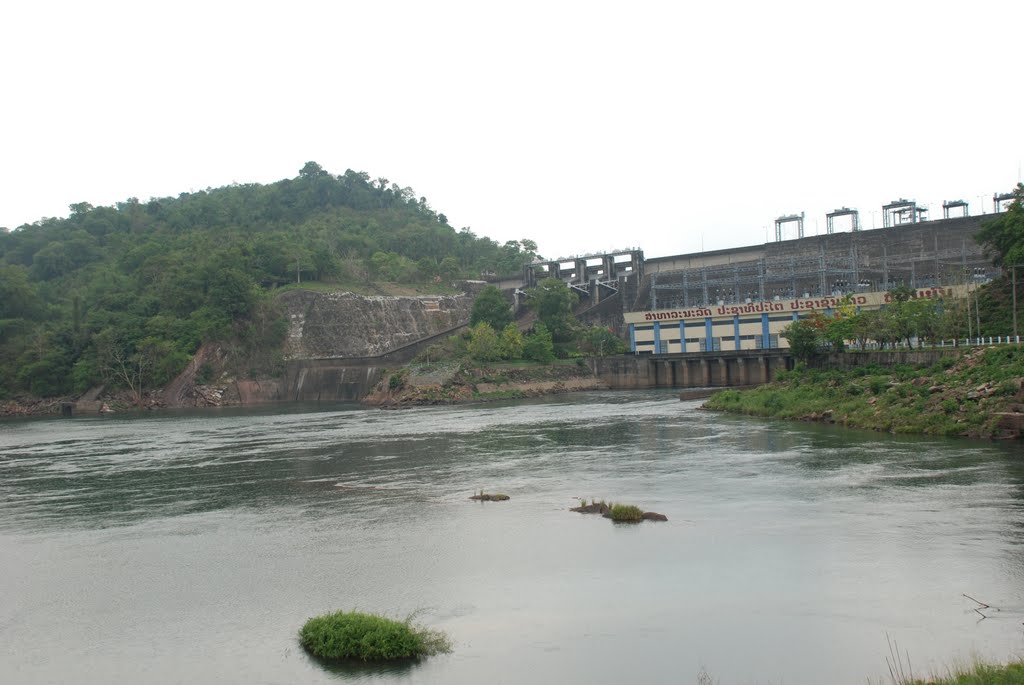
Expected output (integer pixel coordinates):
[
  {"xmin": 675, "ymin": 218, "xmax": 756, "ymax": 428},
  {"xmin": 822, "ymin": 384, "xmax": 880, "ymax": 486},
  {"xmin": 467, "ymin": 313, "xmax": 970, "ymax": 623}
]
[{"xmin": 2, "ymin": 390, "xmax": 1024, "ymax": 684}]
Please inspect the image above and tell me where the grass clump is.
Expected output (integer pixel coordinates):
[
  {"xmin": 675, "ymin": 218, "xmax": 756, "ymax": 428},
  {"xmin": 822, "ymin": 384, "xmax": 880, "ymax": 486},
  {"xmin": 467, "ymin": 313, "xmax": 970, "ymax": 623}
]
[
  {"xmin": 470, "ymin": 490, "xmax": 510, "ymax": 501},
  {"xmin": 299, "ymin": 610, "xmax": 451, "ymax": 662},
  {"xmin": 896, "ymin": 660, "xmax": 1024, "ymax": 684},
  {"xmin": 608, "ymin": 503, "xmax": 644, "ymax": 522}
]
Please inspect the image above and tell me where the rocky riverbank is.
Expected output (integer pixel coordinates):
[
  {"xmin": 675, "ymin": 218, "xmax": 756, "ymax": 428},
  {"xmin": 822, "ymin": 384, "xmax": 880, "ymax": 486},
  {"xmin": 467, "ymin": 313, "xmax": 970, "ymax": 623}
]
[
  {"xmin": 362, "ymin": 361, "xmax": 608, "ymax": 408},
  {"xmin": 2, "ymin": 362, "xmax": 608, "ymax": 417},
  {"xmin": 703, "ymin": 346, "xmax": 1024, "ymax": 439}
]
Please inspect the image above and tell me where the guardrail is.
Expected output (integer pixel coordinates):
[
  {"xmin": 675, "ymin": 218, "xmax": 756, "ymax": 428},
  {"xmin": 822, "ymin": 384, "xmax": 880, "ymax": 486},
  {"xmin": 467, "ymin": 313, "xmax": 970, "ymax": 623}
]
[{"xmin": 858, "ymin": 337, "xmax": 1022, "ymax": 350}]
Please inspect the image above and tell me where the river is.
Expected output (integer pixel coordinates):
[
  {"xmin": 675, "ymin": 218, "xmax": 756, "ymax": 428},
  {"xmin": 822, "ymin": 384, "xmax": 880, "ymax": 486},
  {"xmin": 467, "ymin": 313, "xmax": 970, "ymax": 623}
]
[{"xmin": 2, "ymin": 390, "xmax": 1023, "ymax": 684}]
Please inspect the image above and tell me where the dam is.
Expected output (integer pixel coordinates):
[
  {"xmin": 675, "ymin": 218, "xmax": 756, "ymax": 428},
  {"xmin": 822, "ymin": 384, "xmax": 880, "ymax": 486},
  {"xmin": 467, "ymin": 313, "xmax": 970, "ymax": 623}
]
[{"xmin": 213, "ymin": 191, "xmax": 1015, "ymax": 403}]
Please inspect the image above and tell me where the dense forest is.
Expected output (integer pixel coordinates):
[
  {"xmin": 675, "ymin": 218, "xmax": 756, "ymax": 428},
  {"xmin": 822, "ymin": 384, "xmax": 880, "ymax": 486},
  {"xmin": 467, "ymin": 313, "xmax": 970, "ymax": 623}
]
[{"xmin": 0, "ymin": 162, "xmax": 540, "ymax": 399}]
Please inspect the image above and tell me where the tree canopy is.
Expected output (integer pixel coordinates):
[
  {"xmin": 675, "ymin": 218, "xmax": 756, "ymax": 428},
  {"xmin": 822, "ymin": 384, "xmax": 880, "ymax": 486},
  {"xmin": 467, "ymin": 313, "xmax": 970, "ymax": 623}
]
[
  {"xmin": 469, "ymin": 285, "xmax": 513, "ymax": 330},
  {"xmin": 977, "ymin": 183, "xmax": 1024, "ymax": 267}
]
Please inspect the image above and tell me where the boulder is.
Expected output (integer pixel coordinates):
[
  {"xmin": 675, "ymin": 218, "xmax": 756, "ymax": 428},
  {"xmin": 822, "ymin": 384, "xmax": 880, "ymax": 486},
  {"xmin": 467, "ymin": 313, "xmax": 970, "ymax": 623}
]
[{"xmin": 641, "ymin": 512, "xmax": 668, "ymax": 522}]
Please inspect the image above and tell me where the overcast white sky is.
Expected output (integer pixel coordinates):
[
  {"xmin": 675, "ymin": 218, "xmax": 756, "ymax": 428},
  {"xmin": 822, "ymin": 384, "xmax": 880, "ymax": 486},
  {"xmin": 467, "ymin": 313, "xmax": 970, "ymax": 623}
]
[{"xmin": 2, "ymin": 0, "xmax": 1022, "ymax": 260}]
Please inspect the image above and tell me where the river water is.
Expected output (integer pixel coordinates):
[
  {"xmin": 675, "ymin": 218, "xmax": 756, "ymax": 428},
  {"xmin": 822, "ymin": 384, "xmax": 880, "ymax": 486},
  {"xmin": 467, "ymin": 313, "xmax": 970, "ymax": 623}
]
[{"xmin": 2, "ymin": 390, "xmax": 1023, "ymax": 684}]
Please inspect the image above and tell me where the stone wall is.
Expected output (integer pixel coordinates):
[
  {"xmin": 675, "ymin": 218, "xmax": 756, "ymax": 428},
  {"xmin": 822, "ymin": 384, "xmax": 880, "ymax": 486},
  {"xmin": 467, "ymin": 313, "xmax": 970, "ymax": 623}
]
[
  {"xmin": 227, "ymin": 363, "xmax": 385, "ymax": 405},
  {"xmin": 810, "ymin": 349, "xmax": 962, "ymax": 369}
]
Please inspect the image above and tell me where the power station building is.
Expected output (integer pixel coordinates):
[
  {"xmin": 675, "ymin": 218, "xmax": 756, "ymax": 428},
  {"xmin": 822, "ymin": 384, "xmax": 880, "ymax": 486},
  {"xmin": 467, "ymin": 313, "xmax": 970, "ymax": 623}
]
[
  {"xmin": 525, "ymin": 195, "xmax": 1014, "ymax": 354},
  {"xmin": 624, "ymin": 285, "xmax": 968, "ymax": 354}
]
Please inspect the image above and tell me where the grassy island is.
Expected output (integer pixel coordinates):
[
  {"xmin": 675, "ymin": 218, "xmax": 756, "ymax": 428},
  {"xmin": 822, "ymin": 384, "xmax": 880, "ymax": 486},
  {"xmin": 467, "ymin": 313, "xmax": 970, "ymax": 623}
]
[
  {"xmin": 705, "ymin": 347, "xmax": 1024, "ymax": 439},
  {"xmin": 608, "ymin": 503, "xmax": 644, "ymax": 522},
  {"xmin": 299, "ymin": 610, "xmax": 451, "ymax": 662}
]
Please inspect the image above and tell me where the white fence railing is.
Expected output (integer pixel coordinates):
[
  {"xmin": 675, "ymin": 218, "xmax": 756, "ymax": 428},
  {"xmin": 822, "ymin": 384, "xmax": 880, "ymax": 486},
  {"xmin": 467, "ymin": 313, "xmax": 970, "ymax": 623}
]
[{"xmin": 857, "ymin": 336, "xmax": 1023, "ymax": 350}]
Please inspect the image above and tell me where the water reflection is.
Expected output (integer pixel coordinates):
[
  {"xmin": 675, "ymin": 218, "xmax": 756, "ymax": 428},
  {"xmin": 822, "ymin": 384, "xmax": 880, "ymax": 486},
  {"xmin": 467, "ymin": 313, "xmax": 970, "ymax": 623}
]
[{"xmin": 306, "ymin": 654, "xmax": 419, "ymax": 681}]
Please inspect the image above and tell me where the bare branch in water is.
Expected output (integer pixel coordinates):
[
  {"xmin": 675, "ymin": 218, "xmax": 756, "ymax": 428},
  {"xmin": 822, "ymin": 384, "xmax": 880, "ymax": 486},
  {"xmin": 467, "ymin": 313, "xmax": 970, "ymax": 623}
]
[{"xmin": 962, "ymin": 593, "xmax": 997, "ymax": 610}]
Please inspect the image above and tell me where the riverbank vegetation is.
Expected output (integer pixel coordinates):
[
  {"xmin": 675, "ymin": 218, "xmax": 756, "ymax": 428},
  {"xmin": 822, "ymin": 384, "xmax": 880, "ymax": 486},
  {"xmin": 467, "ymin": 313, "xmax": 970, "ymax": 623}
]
[
  {"xmin": 0, "ymin": 163, "xmax": 540, "ymax": 401},
  {"xmin": 898, "ymin": 660, "xmax": 1024, "ymax": 685},
  {"xmin": 705, "ymin": 346, "xmax": 1024, "ymax": 438},
  {"xmin": 695, "ymin": 658, "xmax": 1024, "ymax": 685},
  {"xmin": 366, "ymin": 358, "xmax": 604, "ymax": 408},
  {"xmin": 883, "ymin": 647, "xmax": 1024, "ymax": 685},
  {"xmin": 781, "ymin": 290, "xmax": 969, "ymax": 361},
  {"xmin": 298, "ymin": 610, "xmax": 451, "ymax": 662}
]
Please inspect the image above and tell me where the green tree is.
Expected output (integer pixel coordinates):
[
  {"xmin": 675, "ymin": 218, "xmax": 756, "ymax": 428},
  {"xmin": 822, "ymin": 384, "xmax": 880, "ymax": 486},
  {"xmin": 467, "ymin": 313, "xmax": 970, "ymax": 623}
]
[
  {"xmin": 467, "ymin": 322, "xmax": 500, "ymax": 361},
  {"xmin": 937, "ymin": 296, "xmax": 970, "ymax": 342},
  {"xmin": 523, "ymin": 323, "xmax": 555, "ymax": 363},
  {"xmin": 470, "ymin": 286, "xmax": 512, "ymax": 330},
  {"xmin": 821, "ymin": 297, "xmax": 857, "ymax": 351},
  {"xmin": 207, "ymin": 268, "xmax": 257, "ymax": 319},
  {"xmin": 850, "ymin": 310, "xmax": 880, "ymax": 350},
  {"xmin": 438, "ymin": 256, "xmax": 461, "ymax": 282},
  {"xmin": 901, "ymin": 297, "xmax": 941, "ymax": 347},
  {"xmin": 527, "ymin": 278, "xmax": 578, "ymax": 342},
  {"xmin": 498, "ymin": 323, "xmax": 524, "ymax": 360},
  {"xmin": 0, "ymin": 265, "xmax": 42, "ymax": 319},
  {"xmin": 781, "ymin": 315, "xmax": 826, "ymax": 362},
  {"xmin": 578, "ymin": 326, "xmax": 626, "ymax": 356},
  {"xmin": 977, "ymin": 183, "xmax": 1024, "ymax": 267}
]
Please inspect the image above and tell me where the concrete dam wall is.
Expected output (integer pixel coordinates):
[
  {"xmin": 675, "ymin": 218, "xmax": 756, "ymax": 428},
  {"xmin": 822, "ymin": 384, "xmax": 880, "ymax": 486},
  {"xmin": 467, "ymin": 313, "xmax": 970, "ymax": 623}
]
[
  {"xmin": 230, "ymin": 289, "xmax": 480, "ymax": 404},
  {"xmin": 233, "ymin": 363, "xmax": 385, "ymax": 404},
  {"xmin": 278, "ymin": 289, "xmax": 475, "ymax": 360}
]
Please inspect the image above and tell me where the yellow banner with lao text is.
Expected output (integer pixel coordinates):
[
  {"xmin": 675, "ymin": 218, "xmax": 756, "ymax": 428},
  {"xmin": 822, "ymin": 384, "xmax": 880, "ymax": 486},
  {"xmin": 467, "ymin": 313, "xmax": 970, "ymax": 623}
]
[{"xmin": 623, "ymin": 285, "xmax": 971, "ymax": 325}]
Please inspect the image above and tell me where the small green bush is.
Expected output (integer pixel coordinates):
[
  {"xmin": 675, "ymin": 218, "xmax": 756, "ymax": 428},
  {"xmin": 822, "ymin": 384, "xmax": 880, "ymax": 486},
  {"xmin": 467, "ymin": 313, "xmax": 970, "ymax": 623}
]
[
  {"xmin": 299, "ymin": 610, "xmax": 451, "ymax": 662},
  {"xmin": 997, "ymin": 379, "xmax": 1018, "ymax": 396},
  {"xmin": 609, "ymin": 504, "xmax": 643, "ymax": 522}
]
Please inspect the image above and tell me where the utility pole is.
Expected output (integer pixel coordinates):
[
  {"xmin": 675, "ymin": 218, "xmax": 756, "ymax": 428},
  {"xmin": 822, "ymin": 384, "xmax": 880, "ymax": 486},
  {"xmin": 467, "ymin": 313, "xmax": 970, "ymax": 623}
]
[
  {"xmin": 967, "ymin": 291, "xmax": 973, "ymax": 341},
  {"xmin": 1011, "ymin": 264, "xmax": 1024, "ymax": 340},
  {"xmin": 975, "ymin": 287, "xmax": 981, "ymax": 340}
]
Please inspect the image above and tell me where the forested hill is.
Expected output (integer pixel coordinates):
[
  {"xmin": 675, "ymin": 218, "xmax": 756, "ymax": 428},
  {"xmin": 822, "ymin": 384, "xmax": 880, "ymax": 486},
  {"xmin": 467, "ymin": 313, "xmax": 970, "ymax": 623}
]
[{"xmin": 0, "ymin": 162, "xmax": 540, "ymax": 399}]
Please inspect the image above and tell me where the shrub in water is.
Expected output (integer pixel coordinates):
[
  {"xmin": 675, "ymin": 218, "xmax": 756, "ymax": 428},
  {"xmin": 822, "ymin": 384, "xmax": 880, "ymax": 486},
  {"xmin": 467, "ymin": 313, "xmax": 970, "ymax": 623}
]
[
  {"xmin": 609, "ymin": 504, "xmax": 643, "ymax": 522},
  {"xmin": 299, "ymin": 610, "xmax": 451, "ymax": 662}
]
